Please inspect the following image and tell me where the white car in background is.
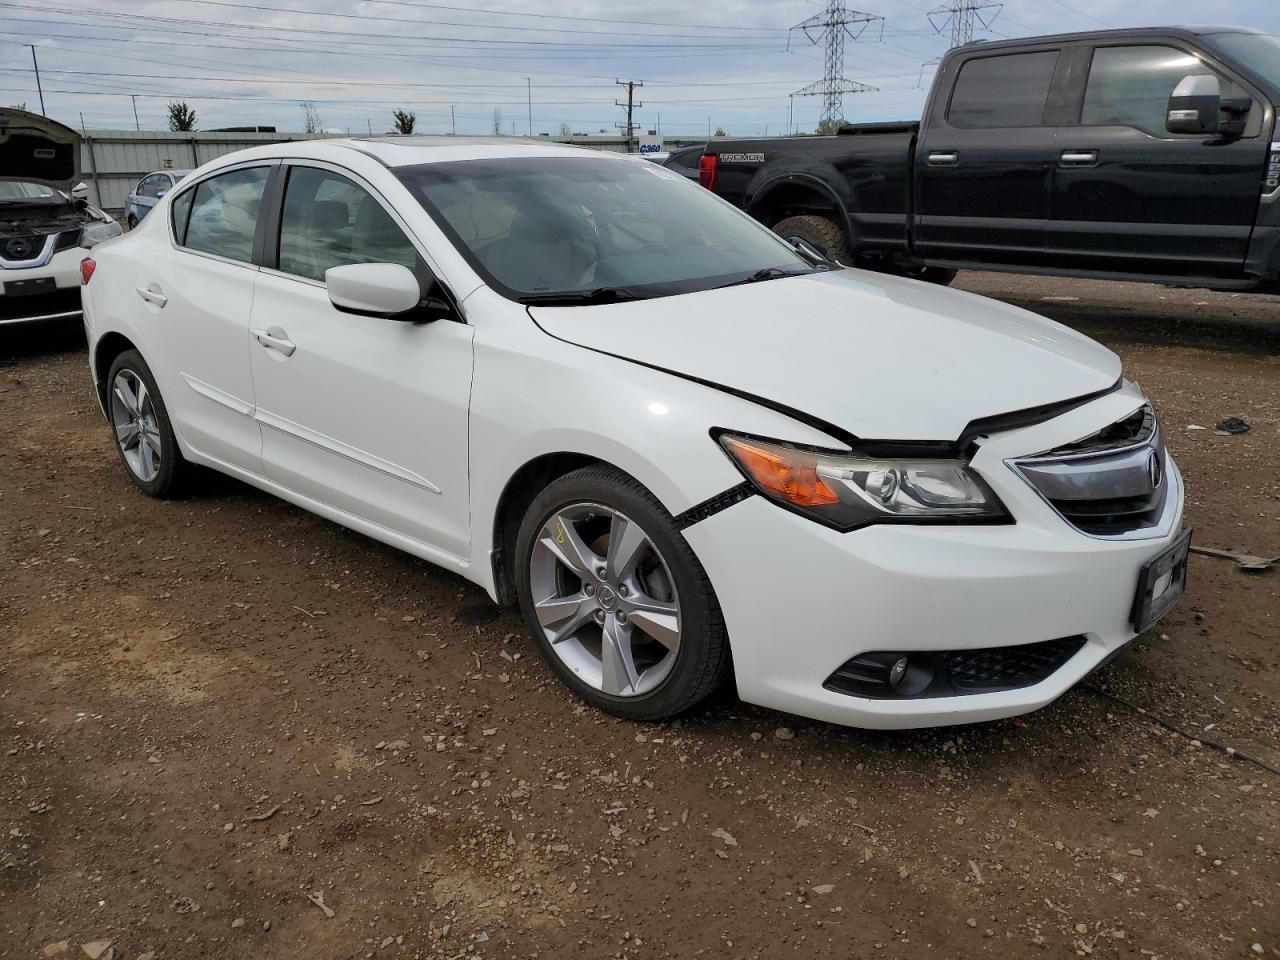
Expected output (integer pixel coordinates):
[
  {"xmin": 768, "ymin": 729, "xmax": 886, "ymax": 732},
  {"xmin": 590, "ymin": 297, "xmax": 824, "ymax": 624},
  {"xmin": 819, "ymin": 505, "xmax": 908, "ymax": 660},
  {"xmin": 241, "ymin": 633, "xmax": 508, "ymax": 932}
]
[
  {"xmin": 0, "ymin": 109, "xmax": 121, "ymax": 327},
  {"xmin": 80, "ymin": 138, "xmax": 1188, "ymax": 729}
]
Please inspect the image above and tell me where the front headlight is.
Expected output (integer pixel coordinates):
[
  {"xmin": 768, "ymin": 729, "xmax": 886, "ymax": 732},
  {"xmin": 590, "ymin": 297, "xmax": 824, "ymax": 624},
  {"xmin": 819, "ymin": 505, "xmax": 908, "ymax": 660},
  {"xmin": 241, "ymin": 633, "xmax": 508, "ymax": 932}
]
[
  {"xmin": 719, "ymin": 433, "xmax": 1009, "ymax": 531},
  {"xmin": 79, "ymin": 220, "xmax": 123, "ymax": 249}
]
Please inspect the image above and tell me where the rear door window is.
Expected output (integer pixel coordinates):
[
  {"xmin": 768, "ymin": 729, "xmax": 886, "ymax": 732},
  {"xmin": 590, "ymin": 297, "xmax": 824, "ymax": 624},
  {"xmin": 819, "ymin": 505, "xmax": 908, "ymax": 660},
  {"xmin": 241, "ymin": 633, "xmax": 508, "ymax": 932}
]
[
  {"xmin": 180, "ymin": 167, "xmax": 270, "ymax": 264},
  {"xmin": 948, "ymin": 50, "xmax": 1061, "ymax": 127}
]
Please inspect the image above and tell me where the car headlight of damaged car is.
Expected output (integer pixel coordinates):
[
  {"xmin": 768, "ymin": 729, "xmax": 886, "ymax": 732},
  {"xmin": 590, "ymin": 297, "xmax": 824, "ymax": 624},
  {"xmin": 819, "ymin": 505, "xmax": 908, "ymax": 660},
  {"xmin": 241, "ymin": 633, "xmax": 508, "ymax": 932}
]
[
  {"xmin": 719, "ymin": 434, "xmax": 1008, "ymax": 530},
  {"xmin": 79, "ymin": 220, "xmax": 123, "ymax": 249}
]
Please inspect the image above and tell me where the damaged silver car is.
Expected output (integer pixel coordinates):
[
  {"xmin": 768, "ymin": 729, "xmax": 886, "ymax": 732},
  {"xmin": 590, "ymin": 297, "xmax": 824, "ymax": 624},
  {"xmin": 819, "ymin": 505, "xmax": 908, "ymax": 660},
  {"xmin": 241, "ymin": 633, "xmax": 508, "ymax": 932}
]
[{"xmin": 1, "ymin": 109, "xmax": 121, "ymax": 327}]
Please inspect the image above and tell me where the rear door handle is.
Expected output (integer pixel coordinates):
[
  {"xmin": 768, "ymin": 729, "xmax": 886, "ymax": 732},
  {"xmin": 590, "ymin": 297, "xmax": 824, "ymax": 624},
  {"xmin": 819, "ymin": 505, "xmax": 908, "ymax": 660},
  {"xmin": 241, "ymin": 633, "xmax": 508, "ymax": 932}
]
[
  {"xmin": 1060, "ymin": 149, "xmax": 1098, "ymax": 166},
  {"xmin": 135, "ymin": 284, "xmax": 167, "ymax": 308},
  {"xmin": 927, "ymin": 151, "xmax": 959, "ymax": 166},
  {"xmin": 253, "ymin": 326, "xmax": 296, "ymax": 357}
]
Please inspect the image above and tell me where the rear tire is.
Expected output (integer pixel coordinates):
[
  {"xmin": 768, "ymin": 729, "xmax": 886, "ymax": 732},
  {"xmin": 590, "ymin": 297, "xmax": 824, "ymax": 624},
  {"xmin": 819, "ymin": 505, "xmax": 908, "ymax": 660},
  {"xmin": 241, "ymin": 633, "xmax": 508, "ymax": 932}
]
[
  {"xmin": 772, "ymin": 214, "xmax": 852, "ymax": 265},
  {"xmin": 106, "ymin": 349, "xmax": 193, "ymax": 499},
  {"xmin": 126, "ymin": 215, "xmax": 139, "ymax": 231},
  {"xmin": 514, "ymin": 465, "xmax": 730, "ymax": 722}
]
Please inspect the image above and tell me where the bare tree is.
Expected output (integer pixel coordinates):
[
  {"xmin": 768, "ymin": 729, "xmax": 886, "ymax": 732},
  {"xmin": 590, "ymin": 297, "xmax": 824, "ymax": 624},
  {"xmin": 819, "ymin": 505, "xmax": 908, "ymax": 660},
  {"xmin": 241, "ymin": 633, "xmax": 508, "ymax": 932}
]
[
  {"xmin": 300, "ymin": 101, "xmax": 322, "ymax": 133},
  {"xmin": 167, "ymin": 101, "xmax": 197, "ymax": 132},
  {"xmin": 392, "ymin": 109, "xmax": 416, "ymax": 135},
  {"xmin": 492, "ymin": 108, "xmax": 502, "ymax": 136},
  {"xmin": 557, "ymin": 122, "xmax": 572, "ymax": 138}
]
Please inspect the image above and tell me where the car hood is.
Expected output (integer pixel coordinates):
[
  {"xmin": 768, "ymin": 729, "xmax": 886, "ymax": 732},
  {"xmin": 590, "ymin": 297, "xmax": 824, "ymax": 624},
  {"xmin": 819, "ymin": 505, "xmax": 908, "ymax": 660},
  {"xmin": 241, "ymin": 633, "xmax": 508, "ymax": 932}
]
[
  {"xmin": 529, "ymin": 269, "xmax": 1122, "ymax": 442},
  {"xmin": 0, "ymin": 108, "xmax": 81, "ymax": 189}
]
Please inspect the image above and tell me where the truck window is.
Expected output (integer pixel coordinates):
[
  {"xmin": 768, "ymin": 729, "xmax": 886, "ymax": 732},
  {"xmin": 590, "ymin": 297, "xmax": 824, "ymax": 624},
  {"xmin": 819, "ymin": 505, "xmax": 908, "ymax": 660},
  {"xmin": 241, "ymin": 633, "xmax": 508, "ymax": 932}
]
[
  {"xmin": 1081, "ymin": 45, "xmax": 1260, "ymax": 137},
  {"xmin": 947, "ymin": 51, "xmax": 1060, "ymax": 128}
]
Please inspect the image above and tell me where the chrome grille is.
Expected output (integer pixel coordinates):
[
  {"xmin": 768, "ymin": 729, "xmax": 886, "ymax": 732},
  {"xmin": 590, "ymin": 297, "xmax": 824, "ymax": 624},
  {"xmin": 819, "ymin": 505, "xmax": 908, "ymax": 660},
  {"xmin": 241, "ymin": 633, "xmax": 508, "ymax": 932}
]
[{"xmin": 1010, "ymin": 405, "xmax": 1171, "ymax": 538}]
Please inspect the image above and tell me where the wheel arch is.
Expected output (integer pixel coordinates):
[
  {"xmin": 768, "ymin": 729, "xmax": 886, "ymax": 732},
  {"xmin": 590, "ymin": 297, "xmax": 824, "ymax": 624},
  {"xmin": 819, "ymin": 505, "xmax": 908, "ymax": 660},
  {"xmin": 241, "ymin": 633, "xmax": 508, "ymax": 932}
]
[
  {"xmin": 490, "ymin": 451, "xmax": 616, "ymax": 606},
  {"xmin": 747, "ymin": 175, "xmax": 854, "ymax": 247},
  {"xmin": 92, "ymin": 331, "xmax": 140, "ymax": 416}
]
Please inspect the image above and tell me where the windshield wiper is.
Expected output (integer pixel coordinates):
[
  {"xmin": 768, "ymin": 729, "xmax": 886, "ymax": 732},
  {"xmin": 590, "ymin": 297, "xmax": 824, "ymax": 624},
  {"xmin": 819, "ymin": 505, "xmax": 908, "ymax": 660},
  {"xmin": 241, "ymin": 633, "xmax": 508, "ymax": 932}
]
[
  {"xmin": 518, "ymin": 286, "xmax": 646, "ymax": 306},
  {"xmin": 713, "ymin": 267, "xmax": 816, "ymax": 290}
]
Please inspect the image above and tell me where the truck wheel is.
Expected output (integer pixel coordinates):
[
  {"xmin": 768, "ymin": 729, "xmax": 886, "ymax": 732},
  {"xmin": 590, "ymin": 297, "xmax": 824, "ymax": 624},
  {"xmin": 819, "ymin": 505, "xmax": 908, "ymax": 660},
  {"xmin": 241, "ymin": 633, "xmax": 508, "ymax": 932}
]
[
  {"xmin": 916, "ymin": 266, "xmax": 958, "ymax": 286},
  {"xmin": 772, "ymin": 215, "xmax": 851, "ymax": 265}
]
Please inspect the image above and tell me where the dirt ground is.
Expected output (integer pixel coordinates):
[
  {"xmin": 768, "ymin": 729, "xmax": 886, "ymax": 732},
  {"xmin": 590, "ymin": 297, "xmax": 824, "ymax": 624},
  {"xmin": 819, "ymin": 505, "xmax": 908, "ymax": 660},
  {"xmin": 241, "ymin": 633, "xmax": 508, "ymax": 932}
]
[{"xmin": 1, "ymin": 272, "xmax": 1277, "ymax": 960}]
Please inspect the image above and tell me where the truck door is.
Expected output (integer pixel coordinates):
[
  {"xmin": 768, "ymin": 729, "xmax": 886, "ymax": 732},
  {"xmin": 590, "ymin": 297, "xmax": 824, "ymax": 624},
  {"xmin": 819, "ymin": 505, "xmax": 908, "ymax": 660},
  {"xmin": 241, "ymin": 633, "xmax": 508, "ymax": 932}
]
[
  {"xmin": 1048, "ymin": 42, "xmax": 1269, "ymax": 277},
  {"xmin": 914, "ymin": 47, "xmax": 1063, "ymax": 265}
]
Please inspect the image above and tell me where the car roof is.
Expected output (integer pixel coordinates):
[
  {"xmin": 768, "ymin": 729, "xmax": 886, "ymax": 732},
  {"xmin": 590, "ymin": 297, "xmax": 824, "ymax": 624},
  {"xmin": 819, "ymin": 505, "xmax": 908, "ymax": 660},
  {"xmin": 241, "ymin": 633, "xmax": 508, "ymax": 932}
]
[{"xmin": 339, "ymin": 136, "xmax": 607, "ymax": 167}]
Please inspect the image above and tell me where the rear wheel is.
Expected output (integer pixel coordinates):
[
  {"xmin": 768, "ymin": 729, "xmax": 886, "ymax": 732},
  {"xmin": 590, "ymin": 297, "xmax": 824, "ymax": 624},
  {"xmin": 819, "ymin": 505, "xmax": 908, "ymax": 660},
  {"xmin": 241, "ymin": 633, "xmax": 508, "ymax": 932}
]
[
  {"xmin": 126, "ymin": 215, "xmax": 139, "ymax": 231},
  {"xmin": 106, "ymin": 349, "xmax": 192, "ymax": 498},
  {"xmin": 772, "ymin": 214, "xmax": 852, "ymax": 265},
  {"xmin": 514, "ymin": 465, "xmax": 729, "ymax": 721},
  {"xmin": 897, "ymin": 263, "xmax": 958, "ymax": 286}
]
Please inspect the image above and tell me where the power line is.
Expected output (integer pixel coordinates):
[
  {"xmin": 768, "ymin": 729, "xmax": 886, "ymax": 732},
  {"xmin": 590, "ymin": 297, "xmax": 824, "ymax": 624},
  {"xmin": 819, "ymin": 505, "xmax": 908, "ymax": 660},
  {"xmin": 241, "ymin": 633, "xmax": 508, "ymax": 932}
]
[{"xmin": 787, "ymin": 1, "xmax": 883, "ymax": 126}]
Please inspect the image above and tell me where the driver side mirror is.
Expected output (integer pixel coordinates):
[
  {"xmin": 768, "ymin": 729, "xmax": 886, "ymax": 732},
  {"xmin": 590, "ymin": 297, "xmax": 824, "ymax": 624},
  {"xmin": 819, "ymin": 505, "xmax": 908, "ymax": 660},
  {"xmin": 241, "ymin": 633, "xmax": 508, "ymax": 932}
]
[
  {"xmin": 71, "ymin": 181, "xmax": 89, "ymax": 200},
  {"xmin": 1166, "ymin": 74, "xmax": 1252, "ymax": 137},
  {"xmin": 326, "ymin": 262, "xmax": 455, "ymax": 322}
]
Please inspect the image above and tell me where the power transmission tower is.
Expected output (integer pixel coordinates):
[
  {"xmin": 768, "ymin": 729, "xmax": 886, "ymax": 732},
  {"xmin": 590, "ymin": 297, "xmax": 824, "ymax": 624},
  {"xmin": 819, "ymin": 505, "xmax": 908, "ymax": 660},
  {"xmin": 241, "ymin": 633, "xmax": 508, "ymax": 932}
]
[
  {"xmin": 927, "ymin": 1, "xmax": 1002, "ymax": 48},
  {"xmin": 615, "ymin": 79, "xmax": 643, "ymax": 152},
  {"xmin": 788, "ymin": 1, "xmax": 883, "ymax": 128}
]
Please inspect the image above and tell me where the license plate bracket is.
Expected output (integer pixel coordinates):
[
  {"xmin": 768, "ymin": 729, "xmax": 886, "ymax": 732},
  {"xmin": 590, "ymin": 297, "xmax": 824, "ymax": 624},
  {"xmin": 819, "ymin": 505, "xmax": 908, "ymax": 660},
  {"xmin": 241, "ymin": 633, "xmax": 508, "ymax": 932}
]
[
  {"xmin": 1131, "ymin": 528, "xmax": 1191, "ymax": 632},
  {"xmin": 0, "ymin": 276, "xmax": 57, "ymax": 297}
]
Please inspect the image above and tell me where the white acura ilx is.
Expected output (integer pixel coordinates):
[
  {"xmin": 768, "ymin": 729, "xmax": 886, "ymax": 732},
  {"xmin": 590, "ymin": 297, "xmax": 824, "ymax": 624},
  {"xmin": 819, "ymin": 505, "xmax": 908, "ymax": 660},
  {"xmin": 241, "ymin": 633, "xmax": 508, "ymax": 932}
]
[{"xmin": 80, "ymin": 137, "xmax": 1188, "ymax": 729}]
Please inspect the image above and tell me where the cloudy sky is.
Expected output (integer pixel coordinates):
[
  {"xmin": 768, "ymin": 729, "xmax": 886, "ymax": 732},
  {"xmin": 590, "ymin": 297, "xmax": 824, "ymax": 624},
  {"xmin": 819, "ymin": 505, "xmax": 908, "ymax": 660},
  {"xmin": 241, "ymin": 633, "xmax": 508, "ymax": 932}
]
[{"xmin": 2, "ymin": 0, "xmax": 1278, "ymax": 136}]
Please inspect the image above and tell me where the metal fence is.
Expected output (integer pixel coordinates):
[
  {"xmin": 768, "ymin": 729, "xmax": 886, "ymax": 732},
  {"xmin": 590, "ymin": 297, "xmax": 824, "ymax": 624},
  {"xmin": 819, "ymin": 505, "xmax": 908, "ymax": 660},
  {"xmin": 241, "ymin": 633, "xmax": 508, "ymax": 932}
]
[{"xmin": 80, "ymin": 131, "xmax": 704, "ymax": 212}]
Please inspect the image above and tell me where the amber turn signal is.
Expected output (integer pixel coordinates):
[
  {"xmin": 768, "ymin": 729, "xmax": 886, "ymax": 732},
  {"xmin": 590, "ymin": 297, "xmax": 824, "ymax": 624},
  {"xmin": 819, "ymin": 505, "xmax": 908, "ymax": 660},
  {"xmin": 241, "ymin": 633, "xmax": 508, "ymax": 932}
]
[{"xmin": 721, "ymin": 436, "xmax": 840, "ymax": 508}]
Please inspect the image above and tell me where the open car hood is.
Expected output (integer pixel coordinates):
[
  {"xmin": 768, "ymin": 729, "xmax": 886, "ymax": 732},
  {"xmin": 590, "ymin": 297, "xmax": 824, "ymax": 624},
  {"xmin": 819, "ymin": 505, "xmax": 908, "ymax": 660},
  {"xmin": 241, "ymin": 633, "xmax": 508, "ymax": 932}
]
[
  {"xmin": 530, "ymin": 269, "xmax": 1122, "ymax": 443},
  {"xmin": 0, "ymin": 108, "xmax": 81, "ymax": 190}
]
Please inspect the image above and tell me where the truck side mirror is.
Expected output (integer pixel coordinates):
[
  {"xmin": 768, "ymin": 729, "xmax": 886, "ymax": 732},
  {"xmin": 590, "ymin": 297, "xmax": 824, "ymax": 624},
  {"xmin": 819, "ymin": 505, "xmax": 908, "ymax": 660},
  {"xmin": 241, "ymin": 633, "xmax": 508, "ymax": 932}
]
[
  {"xmin": 1166, "ymin": 74, "xmax": 1221, "ymax": 134},
  {"xmin": 1165, "ymin": 74, "xmax": 1251, "ymax": 137}
]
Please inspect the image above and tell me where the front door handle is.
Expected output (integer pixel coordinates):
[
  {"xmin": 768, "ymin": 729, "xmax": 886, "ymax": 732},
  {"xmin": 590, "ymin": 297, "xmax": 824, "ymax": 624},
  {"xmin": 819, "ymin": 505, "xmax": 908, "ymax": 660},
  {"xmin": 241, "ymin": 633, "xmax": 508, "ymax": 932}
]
[
  {"xmin": 927, "ymin": 150, "xmax": 959, "ymax": 166},
  {"xmin": 135, "ymin": 284, "xmax": 168, "ymax": 308},
  {"xmin": 1060, "ymin": 149, "xmax": 1098, "ymax": 166},
  {"xmin": 253, "ymin": 326, "xmax": 296, "ymax": 357}
]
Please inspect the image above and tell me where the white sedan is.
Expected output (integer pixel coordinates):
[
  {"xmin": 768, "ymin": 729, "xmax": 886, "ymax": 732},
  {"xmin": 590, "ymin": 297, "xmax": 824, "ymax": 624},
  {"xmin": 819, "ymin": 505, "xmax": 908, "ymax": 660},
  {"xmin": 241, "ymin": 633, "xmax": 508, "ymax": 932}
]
[{"xmin": 81, "ymin": 138, "xmax": 1188, "ymax": 729}]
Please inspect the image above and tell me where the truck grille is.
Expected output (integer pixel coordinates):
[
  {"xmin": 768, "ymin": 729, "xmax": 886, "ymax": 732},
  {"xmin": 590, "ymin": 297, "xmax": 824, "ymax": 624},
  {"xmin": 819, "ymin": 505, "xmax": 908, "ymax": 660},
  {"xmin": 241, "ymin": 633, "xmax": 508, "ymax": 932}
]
[{"xmin": 1010, "ymin": 405, "xmax": 1170, "ymax": 538}]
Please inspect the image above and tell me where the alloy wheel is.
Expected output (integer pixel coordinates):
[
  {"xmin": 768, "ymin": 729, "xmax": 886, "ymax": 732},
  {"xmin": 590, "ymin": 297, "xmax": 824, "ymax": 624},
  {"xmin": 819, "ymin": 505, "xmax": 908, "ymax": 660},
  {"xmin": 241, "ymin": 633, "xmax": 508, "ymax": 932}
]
[
  {"xmin": 528, "ymin": 502, "xmax": 682, "ymax": 697},
  {"xmin": 110, "ymin": 369, "xmax": 162, "ymax": 483}
]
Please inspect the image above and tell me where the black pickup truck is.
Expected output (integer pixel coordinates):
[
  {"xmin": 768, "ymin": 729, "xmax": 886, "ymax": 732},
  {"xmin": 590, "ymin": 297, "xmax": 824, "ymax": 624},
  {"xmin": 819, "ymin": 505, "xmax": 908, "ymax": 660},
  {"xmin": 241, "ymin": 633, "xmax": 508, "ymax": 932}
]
[{"xmin": 699, "ymin": 26, "xmax": 1280, "ymax": 291}]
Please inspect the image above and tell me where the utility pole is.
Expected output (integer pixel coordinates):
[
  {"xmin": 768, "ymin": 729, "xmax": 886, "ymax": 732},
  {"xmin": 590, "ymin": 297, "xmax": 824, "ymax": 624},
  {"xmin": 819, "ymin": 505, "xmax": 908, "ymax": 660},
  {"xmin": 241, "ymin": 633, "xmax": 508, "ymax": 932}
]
[
  {"xmin": 28, "ymin": 45, "xmax": 45, "ymax": 116},
  {"xmin": 526, "ymin": 78, "xmax": 532, "ymax": 136},
  {"xmin": 614, "ymin": 79, "xmax": 643, "ymax": 152},
  {"xmin": 450, "ymin": 105, "xmax": 456, "ymax": 135},
  {"xmin": 928, "ymin": 0, "xmax": 1001, "ymax": 47},
  {"xmin": 788, "ymin": 94, "xmax": 795, "ymax": 135},
  {"xmin": 131, "ymin": 94, "xmax": 140, "ymax": 131},
  {"xmin": 787, "ymin": 1, "xmax": 882, "ymax": 128}
]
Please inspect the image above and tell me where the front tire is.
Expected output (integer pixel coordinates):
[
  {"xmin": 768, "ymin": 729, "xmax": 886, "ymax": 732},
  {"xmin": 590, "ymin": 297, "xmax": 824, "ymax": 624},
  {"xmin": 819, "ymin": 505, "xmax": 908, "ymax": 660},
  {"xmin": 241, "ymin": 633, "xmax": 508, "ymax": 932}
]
[
  {"xmin": 127, "ymin": 215, "xmax": 139, "ymax": 231},
  {"xmin": 772, "ymin": 214, "xmax": 852, "ymax": 265},
  {"xmin": 514, "ymin": 465, "xmax": 729, "ymax": 721},
  {"xmin": 106, "ymin": 349, "xmax": 192, "ymax": 498}
]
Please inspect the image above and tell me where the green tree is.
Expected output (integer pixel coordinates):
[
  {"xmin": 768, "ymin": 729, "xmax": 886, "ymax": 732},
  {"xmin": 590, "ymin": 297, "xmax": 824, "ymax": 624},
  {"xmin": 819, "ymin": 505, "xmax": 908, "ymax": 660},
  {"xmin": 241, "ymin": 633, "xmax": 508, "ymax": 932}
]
[
  {"xmin": 713, "ymin": 126, "xmax": 727, "ymax": 137},
  {"xmin": 167, "ymin": 101, "xmax": 197, "ymax": 132},
  {"xmin": 815, "ymin": 118, "xmax": 843, "ymax": 136},
  {"xmin": 392, "ymin": 109, "xmax": 416, "ymax": 134}
]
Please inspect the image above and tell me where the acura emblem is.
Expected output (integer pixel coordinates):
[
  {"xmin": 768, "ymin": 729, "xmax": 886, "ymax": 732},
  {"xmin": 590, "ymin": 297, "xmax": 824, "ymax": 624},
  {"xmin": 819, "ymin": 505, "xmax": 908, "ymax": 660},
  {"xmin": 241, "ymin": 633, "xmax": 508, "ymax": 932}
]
[{"xmin": 1147, "ymin": 451, "xmax": 1163, "ymax": 489}]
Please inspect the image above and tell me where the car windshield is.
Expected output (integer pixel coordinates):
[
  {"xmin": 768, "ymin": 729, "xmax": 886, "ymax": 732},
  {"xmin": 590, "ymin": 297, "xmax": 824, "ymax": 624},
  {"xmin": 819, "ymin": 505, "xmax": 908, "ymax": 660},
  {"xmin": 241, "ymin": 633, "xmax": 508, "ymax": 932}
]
[
  {"xmin": 0, "ymin": 181, "xmax": 59, "ymax": 202},
  {"xmin": 396, "ymin": 156, "xmax": 817, "ymax": 301},
  {"xmin": 1206, "ymin": 31, "xmax": 1280, "ymax": 90}
]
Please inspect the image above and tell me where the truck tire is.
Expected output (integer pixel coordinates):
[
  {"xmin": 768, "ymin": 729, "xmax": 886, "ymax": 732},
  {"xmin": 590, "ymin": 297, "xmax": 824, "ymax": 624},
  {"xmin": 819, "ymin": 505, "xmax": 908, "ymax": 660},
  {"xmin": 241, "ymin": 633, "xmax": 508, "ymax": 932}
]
[
  {"xmin": 772, "ymin": 215, "xmax": 852, "ymax": 265},
  {"xmin": 907, "ymin": 265, "xmax": 958, "ymax": 286}
]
